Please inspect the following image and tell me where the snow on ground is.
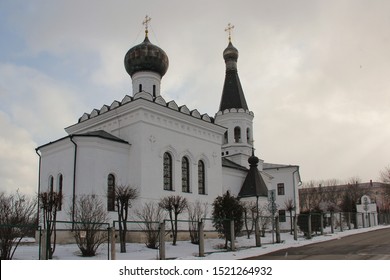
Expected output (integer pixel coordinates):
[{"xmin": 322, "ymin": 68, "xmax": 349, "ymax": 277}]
[{"xmin": 11, "ymin": 225, "xmax": 390, "ymax": 260}]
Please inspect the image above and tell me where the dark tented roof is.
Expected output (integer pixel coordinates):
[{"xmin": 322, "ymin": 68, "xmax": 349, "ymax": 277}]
[
  {"xmin": 219, "ymin": 70, "xmax": 248, "ymax": 111},
  {"xmin": 238, "ymin": 156, "xmax": 268, "ymax": 198}
]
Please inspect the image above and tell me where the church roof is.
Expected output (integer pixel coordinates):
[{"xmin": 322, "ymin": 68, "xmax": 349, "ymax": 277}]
[
  {"xmin": 78, "ymin": 130, "xmax": 128, "ymax": 144},
  {"xmin": 222, "ymin": 158, "xmax": 248, "ymax": 171},
  {"xmin": 219, "ymin": 41, "xmax": 248, "ymax": 111},
  {"xmin": 219, "ymin": 70, "xmax": 248, "ymax": 111},
  {"xmin": 263, "ymin": 163, "xmax": 299, "ymax": 170},
  {"xmin": 124, "ymin": 35, "xmax": 169, "ymax": 78},
  {"xmin": 73, "ymin": 93, "xmax": 217, "ymax": 126},
  {"xmin": 37, "ymin": 130, "xmax": 129, "ymax": 150},
  {"xmin": 238, "ymin": 155, "xmax": 268, "ymax": 198}
]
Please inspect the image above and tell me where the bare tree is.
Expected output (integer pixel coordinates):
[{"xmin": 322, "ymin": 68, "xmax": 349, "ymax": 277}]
[
  {"xmin": 71, "ymin": 195, "xmax": 108, "ymax": 257},
  {"xmin": 242, "ymin": 201, "xmax": 257, "ymax": 239},
  {"xmin": 136, "ymin": 202, "xmax": 165, "ymax": 249},
  {"xmin": 299, "ymin": 181, "xmax": 321, "ymax": 211},
  {"xmin": 380, "ymin": 166, "xmax": 390, "ymax": 183},
  {"xmin": 379, "ymin": 166, "xmax": 390, "ymax": 211},
  {"xmin": 340, "ymin": 177, "xmax": 367, "ymax": 213},
  {"xmin": 159, "ymin": 195, "xmax": 188, "ymax": 245},
  {"xmin": 284, "ymin": 199, "xmax": 295, "ymax": 234},
  {"xmin": 115, "ymin": 185, "xmax": 138, "ymax": 253},
  {"xmin": 322, "ymin": 185, "xmax": 343, "ymax": 209},
  {"xmin": 0, "ymin": 191, "xmax": 36, "ymax": 260},
  {"xmin": 258, "ymin": 205, "xmax": 271, "ymax": 237},
  {"xmin": 187, "ymin": 200, "xmax": 208, "ymax": 244},
  {"xmin": 38, "ymin": 191, "xmax": 62, "ymax": 259}
]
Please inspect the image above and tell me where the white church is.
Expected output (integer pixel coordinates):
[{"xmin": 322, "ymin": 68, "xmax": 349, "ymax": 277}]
[{"xmin": 36, "ymin": 19, "xmax": 301, "ymax": 230}]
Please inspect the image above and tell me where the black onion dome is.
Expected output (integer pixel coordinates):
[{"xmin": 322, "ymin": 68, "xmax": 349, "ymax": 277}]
[
  {"xmin": 248, "ymin": 154, "xmax": 259, "ymax": 166},
  {"xmin": 223, "ymin": 41, "xmax": 239, "ymax": 61},
  {"xmin": 124, "ymin": 36, "xmax": 169, "ymax": 77}
]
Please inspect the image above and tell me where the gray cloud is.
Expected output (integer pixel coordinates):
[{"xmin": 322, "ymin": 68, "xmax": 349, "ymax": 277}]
[{"xmin": 1, "ymin": 0, "xmax": 390, "ymax": 195}]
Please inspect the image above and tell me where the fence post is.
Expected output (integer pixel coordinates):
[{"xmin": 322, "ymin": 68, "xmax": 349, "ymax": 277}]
[
  {"xmin": 330, "ymin": 212, "xmax": 334, "ymax": 233},
  {"xmin": 307, "ymin": 214, "xmax": 312, "ymax": 239},
  {"xmin": 320, "ymin": 213, "xmax": 324, "ymax": 235},
  {"xmin": 362, "ymin": 213, "xmax": 366, "ymax": 228},
  {"xmin": 294, "ymin": 214, "xmax": 298, "ymax": 241},
  {"xmin": 110, "ymin": 227, "xmax": 116, "ymax": 260},
  {"xmin": 159, "ymin": 221, "xmax": 165, "ymax": 260},
  {"xmin": 255, "ymin": 218, "xmax": 261, "ymax": 247},
  {"xmin": 198, "ymin": 221, "xmax": 204, "ymax": 257},
  {"xmin": 339, "ymin": 213, "xmax": 343, "ymax": 232},
  {"xmin": 230, "ymin": 220, "xmax": 235, "ymax": 251},
  {"xmin": 275, "ymin": 216, "xmax": 281, "ymax": 243},
  {"xmin": 347, "ymin": 212, "xmax": 351, "ymax": 230},
  {"xmin": 368, "ymin": 213, "xmax": 372, "ymax": 227},
  {"xmin": 40, "ymin": 230, "xmax": 47, "ymax": 260},
  {"xmin": 354, "ymin": 212, "xmax": 358, "ymax": 229}
]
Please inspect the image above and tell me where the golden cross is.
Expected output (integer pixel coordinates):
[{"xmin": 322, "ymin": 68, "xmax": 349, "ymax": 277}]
[
  {"xmin": 143, "ymin": 15, "xmax": 152, "ymax": 36},
  {"xmin": 225, "ymin": 23, "xmax": 235, "ymax": 42}
]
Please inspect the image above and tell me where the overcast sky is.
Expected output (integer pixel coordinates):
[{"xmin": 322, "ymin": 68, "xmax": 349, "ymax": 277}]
[{"xmin": 1, "ymin": 0, "xmax": 390, "ymax": 195}]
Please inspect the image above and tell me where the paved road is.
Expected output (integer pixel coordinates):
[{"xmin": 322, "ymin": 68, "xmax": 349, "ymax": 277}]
[{"xmin": 246, "ymin": 228, "xmax": 390, "ymax": 260}]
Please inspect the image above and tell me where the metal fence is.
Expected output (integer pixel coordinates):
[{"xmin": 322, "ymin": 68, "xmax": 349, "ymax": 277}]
[{"xmin": 3, "ymin": 211, "xmax": 390, "ymax": 260}]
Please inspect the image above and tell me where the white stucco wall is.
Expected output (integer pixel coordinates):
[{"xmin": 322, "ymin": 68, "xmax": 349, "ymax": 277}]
[
  {"xmin": 38, "ymin": 136, "xmax": 131, "ymax": 222},
  {"xmin": 41, "ymin": 96, "xmax": 226, "ymax": 225}
]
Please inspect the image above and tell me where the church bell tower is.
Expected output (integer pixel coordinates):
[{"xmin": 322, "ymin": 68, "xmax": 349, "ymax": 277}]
[{"xmin": 215, "ymin": 24, "xmax": 254, "ymax": 168}]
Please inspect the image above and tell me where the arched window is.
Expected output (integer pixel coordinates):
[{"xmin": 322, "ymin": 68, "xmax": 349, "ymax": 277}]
[
  {"xmin": 234, "ymin": 126, "xmax": 241, "ymax": 143},
  {"xmin": 223, "ymin": 131, "xmax": 228, "ymax": 144},
  {"xmin": 163, "ymin": 153, "xmax": 173, "ymax": 190},
  {"xmin": 48, "ymin": 175, "xmax": 54, "ymax": 193},
  {"xmin": 107, "ymin": 174, "xmax": 116, "ymax": 211},
  {"xmin": 246, "ymin": 127, "xmax": 251, "ymax": 143},
  {"xmin": 57, "ymin": 174, "xmax": 63, "ymax": 211},
  {"xmin": 182, "ymin": 157, "xmax": 190, "ymax": 193},
  {"xmin": 198, "ymin": 160, "xmax": 205, "ymax": 195},
  {"xmin": 153, "ymin": 85, "xmax": 156, "ymax": 97}
]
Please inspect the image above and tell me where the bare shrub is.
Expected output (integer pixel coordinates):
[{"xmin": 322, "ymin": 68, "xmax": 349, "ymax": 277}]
[
  {"xmin": 0, "ymin": 191, "xmax": 36, "ymax": 260},
  {"xmin": 187, "ymin": 201, "xmax": 208, "ymax": 244},
  {"xmin": 242, "ymin": 201, "xmax": 257, "ymax": 239},
  {"xmin": 136, "ymin": 202, "xmax": 165, "ymax": 249},
  {"xmin": 71, "ymin": 194, "xmax": 108, "ymax": 257}
]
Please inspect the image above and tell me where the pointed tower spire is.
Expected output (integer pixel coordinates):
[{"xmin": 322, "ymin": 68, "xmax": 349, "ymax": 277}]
[
  {"xmin": 215, "ymin": 24, "xmax": 254, "ymax": 168},
  {"xmin": 219, "ymin": 24, "xmax": 248, "ymax": 111}
]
